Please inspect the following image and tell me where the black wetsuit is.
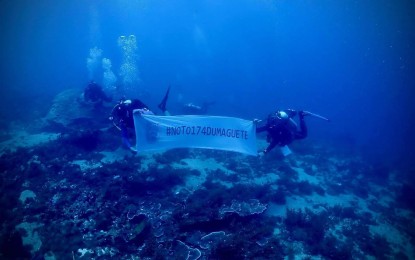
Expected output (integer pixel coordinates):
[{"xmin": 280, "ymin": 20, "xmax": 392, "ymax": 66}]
[
  {"xmin": 112, "ymin": 99, "xmax": 150, "ymax": 149},
  {"xmin": 114, "ymin": 99, "xmax": 149, "ymax": 128},
  {"xmin": 112, "ymin": 87, "xmax": 170, "ymax": 151},
  {"xmin": 256, "ymin": 110, "xmax": 307, "ymax": 154},
  {"xmin": 84, "ymin": 82, "xmax": 112, "ymax": 104}
]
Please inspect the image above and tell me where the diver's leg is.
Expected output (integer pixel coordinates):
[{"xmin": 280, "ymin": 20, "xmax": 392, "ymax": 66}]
[
  {"xmin": 121, "ymin": 126, "xmax": 132, "ymax": 148},
  {"xmin": 263, "ymin": 139, "xmax": 278, "ymax": 154}
]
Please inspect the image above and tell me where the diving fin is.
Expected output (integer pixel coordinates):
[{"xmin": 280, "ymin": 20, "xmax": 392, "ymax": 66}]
[{"xmin": 158, "ymin": 85, "xmax": 171, "ymax": 113}]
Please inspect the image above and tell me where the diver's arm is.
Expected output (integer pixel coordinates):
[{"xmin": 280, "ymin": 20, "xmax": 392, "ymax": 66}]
[
  {"xmin": 263, "ymin": 140, "xmax": 278, "ymax": 154},
  {"xmin": 121, "ymin": 127, "xmax": 137, "ymax": 154},
  {"xmin": 256, "ymin": 125, "xmax": 268, "ymax": 133}
]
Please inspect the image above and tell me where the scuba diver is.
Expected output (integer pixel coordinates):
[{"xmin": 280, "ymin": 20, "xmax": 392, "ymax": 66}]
[
  {"xmin": 80, "ymin": 81, "xmax": 112, "ymax": 108},
  {"xmin": 256, "ymin": 109, "xmax": 329, "ymax": 156},
  {"xmin": 109, "ymin": 86, "xmax": 170, "ymax": 153},
  {"xmin": 181, "ymin": 101, "xmax": 215, "ymax": 115}
]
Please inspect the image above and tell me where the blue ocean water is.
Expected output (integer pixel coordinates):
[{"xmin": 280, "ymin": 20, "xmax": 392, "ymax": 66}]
[
  {"xmin": 1, "ymin": 0, "xmax": 414, "ymax": 164},
  {"xmin": 1, "ymin": 0, "xmax": 414, "ymax": 259}
]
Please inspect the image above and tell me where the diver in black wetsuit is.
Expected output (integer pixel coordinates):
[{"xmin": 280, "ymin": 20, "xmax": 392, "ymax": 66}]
[
  {"xmin": 110, "ymin": 99, "xmax": 151, "ymax": 153},
  {"xmin": 109, "ymin": 86, "xmax": 170, "ymax": 153},
  {"xmin": 256, "ymin": 109, "xmax": 308, "ymax": 156},
  {"xmin": 82, "ymin": 81, "xmax": 112, "ymax": 106}
]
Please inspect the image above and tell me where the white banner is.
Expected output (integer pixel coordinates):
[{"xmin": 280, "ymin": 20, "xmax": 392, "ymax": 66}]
[{"xmin": 133, "ymin": 112, "xmax": 257, "ymax": 156}]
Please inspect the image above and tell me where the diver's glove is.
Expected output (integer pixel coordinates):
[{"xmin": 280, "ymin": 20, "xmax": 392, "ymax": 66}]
[
  {"xmin": 285, "ymin": 109, "xmax": 297, "ymax": 118},
  {"xmin": 298, "ymin": 110, "xmax": 306, "ymax": 119},
  {"xmin": 253, "ymin": 118, "xmax": 262, "ymax": 125},
  {"xmin": 257, "ymin": 149, "xmax": 267, "ymax": 157},
  {"xmin": 129, "ymin": 147, "xmax": 138, "ymax": 154}
]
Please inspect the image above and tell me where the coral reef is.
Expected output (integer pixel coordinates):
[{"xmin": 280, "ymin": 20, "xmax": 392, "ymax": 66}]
[
  {"xmin": 42, "ymin": 89, "xmax": 110, "ymax": 130},
  {"xmin": 0, "ymin": 116, "xmax": 414, "ymax": 259}
]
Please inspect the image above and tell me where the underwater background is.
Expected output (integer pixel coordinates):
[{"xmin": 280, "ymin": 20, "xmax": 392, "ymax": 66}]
[{"xmin": 1, "ymin": 0, "xmax": 414, "ymax": 259}]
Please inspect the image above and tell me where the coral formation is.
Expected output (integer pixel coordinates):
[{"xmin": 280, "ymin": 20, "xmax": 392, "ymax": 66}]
[{"xmin": 0, "ymin": 118, "xmax": 413, "ymax": 259}]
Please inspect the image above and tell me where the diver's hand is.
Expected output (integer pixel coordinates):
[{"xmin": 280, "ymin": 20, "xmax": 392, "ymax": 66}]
[
  {"xmin": 129, "ymin": 147, "xmax": 138, "ymax": 154},
  {"xmin": 286, "ymin": 109, "xmax": 296, "ymax": 113},
  {"xmin": 298, "ymin": 110, "xmax": 309, "ymax": 119},
  {"xmin": 253, "ymin": 118, "xmax": 262, "ymax": 125}
]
